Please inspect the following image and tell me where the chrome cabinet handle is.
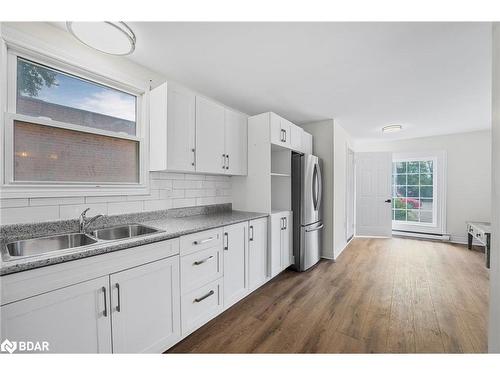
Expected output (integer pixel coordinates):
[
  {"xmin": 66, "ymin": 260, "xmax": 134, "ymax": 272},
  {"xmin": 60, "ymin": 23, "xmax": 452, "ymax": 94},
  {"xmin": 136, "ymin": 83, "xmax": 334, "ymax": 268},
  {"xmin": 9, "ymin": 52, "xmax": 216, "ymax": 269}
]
[
  {"xmin": 249, "ymin": 225, "xmax": 254, "ymax": 241},
  {"xmin": 191, "ymin": 148, "xmax": 196, "ymax": 167},
  {"xmin": 222, "ymin": 154, "xmax": 226, "ymax": 169},
  {"xmin": 115, "ymin": 283, "xmax": 121, "ymax": 312},
  {"xmin": 285, "ymin": 217, "xmax": 287, "ymax": 229},
  {"xmin": 194, "ymin": 255, "xmax": 214, "ymax": 265},
  {"xmin": 283, "ymin": 130, "xmax": 287, "ymax": 142},
  {"xmin": 280, "ymin": 217, "xmax": 284, "ymax": 230},
  {"xmin": 194, "ymin": 290, "xmax": 214, "ymax": 303},
  {"xmin": 193, "ymin": 237, "xmax": 215, "ymax": 245},
  {"xmin": 102, "ymin": 286, "xmax": 108, "ymax": 317},
  {"xmin": 224, "ymin": 232, "xmax": 229, "ymax": 250},
  {"xmin": 226, "ymin": 154, "xmax": 229, "ymax": 170}
]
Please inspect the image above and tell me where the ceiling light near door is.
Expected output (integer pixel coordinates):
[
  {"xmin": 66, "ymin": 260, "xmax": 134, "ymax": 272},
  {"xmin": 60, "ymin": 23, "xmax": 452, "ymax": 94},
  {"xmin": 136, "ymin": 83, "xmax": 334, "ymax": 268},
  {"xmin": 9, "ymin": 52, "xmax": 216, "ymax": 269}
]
[
  {"xmin": 382, "ymin": 124, "xmax": 402, "ymax": 133},
  {"xmin": 66, "ymin": 22, "xmax": 136, "ymax": 56}
]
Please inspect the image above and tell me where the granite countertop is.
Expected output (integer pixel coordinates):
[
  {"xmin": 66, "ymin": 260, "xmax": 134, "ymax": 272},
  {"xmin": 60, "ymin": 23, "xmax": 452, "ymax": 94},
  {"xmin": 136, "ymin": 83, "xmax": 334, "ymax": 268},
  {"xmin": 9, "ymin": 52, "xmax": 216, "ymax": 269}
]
[{"xmin": 0, "ymin": 205, "xmax": 267, "ymax": 276}]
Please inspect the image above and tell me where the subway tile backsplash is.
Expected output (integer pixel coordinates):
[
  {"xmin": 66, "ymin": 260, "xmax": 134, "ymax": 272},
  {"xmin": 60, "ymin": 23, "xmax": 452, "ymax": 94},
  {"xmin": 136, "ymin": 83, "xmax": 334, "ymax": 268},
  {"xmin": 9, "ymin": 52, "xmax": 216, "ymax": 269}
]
[{"xmin": 0, "ymin": 172, "xmax": 232, "ymax": 225}]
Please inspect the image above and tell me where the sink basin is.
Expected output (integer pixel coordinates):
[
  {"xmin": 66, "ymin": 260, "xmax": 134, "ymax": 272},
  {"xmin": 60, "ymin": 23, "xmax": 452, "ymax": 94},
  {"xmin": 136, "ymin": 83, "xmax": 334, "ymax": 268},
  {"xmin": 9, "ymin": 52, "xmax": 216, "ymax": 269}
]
[
  {"xmin": 91, "ymin": 224, "xmax": 162, "ymax": 241},
  {"xmin": 5, "ymin": 233, "xmax": 98, "ymax": 259}
]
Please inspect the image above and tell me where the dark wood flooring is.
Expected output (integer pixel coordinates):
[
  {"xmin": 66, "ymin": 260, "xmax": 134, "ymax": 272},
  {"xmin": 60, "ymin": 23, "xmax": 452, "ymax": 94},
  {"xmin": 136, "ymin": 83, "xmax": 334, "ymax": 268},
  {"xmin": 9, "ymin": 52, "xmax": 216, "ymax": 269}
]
[{"xmin": 168, "ymin": 237, "xmax": 489, "ymax": 353}]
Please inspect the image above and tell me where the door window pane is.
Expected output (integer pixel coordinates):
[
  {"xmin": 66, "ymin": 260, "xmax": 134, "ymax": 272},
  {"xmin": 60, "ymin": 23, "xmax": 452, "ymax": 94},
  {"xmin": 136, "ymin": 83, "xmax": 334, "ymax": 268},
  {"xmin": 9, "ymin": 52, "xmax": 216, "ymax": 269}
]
[
  {"xmin": 16, "ymin": 58, "xmax": 137, "ymax": 135},
  {"xmin": 14, "ymin": 121, "xmax": 139, "ymax": 183},
  {"xmin": 392, "ymin": 159, "xmax": 435, "ymax": 224}
]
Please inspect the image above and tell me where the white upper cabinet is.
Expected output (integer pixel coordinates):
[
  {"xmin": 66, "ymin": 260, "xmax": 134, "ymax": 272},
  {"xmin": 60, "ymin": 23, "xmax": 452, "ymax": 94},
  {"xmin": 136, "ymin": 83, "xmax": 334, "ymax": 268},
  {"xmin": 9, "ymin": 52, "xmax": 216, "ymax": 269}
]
[
  {"xmin": 150, "ymin": 82, "xmax": 247, "ymax": 175},
  {"xmin": 224, "ymin": 109, "xmax": 248, "ymax": 175},
  {"xmin": 150, "ymin": 82, "xmax": 196, "ymax": 172},
  {"xmin": 302, "ymin": 131, "xmax": 313, "ymax": 154},
  {"xmin": 195, "ymin": 96, "xmax": 226, "ymax": 174},
  {"xmin": 290, "ymin": 124, "xmax": 303, "ymax": 151}
]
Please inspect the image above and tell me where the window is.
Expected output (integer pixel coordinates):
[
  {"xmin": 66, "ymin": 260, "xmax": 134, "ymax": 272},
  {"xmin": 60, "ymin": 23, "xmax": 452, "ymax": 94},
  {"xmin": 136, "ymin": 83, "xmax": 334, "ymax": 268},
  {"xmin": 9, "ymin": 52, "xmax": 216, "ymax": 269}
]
[
  {"xmin": 392, "ymin": 160, "xmax": 435, "ymax": 224},
  {"xmin": 2, "ymin": 49, "xmax": 147, "ymax": 197}
]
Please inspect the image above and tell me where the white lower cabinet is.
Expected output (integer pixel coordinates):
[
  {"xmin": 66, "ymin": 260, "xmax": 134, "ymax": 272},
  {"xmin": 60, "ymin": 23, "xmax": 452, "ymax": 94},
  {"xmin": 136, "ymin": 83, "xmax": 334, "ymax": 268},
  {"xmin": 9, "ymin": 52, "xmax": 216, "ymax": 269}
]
[
  {"xmin": 181, "ymin": 278, "xmax": 223, "ymax": 336},
  {"xmin": 269, "ymin": 211, "xmax": 293, "ymax": 278},
  {"xmin": 248, "ymin": 217, "xmax": 269, "ymax": 291},
  {"xmin": 223, "ymin": 221, "xmax": 248, "ymax": 308},
  {"xmin": 109, "ymin": 256, "xmax": 181, "ymax": 353},
  {"xmin": 0, "ymin": 276, "xmax": 112, "ymax": 353}
]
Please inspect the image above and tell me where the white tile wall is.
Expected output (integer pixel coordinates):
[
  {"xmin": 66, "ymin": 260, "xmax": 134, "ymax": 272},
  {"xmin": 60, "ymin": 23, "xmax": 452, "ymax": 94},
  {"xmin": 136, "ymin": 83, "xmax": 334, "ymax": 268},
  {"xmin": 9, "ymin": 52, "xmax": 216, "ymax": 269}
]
[{"xmin": 0, "ymin": 172, "xmax": 232, "ymax": 225}]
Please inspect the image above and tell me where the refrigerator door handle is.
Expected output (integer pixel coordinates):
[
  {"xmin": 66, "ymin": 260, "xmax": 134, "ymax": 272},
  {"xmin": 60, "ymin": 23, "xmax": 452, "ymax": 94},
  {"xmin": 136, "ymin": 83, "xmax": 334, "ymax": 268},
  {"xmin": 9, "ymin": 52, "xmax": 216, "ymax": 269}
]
[
  {"xmin": 312, "ymin": 164, "xmax": 318, "ymax": 210},
  {"xmin": 305, "ymin": 223, "xmax": 324, "ymax": 232},
  {"xmin": 316, "ymin": 161, "xmax": 323, "ymax": 210}
]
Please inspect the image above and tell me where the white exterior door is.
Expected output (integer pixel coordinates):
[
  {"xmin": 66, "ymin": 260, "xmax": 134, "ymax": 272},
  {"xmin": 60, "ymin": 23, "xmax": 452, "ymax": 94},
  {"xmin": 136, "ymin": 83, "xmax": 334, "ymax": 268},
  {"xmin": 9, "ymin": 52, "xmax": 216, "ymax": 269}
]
[
  {"xmin": 346, "ymin": 148, "xmax": 355, "ymax": 241},
  {"xmin": 196, "ymin": 96, "xmax": 226, "ymax": 174},
  {"xmin": 224, "ymin": 109, "xmax": 248, "ymax": 175},
  {"xmin": 110, "ymin": 256, "xmax": 181, "ymax": 353},
  {"xmin": 223, "ymin": 222, "xmax": 247, "ymax": 308},
  {"xmin": 356, "ymin": 152, "xmax": 393, "ymax": 237},
  {"xmin": 0, "ymin": 276, "xmax": 112, "ymax": 353},
  {"xmin": 248, "ymin": 217, "xmax": 268, "ymax": 290}
]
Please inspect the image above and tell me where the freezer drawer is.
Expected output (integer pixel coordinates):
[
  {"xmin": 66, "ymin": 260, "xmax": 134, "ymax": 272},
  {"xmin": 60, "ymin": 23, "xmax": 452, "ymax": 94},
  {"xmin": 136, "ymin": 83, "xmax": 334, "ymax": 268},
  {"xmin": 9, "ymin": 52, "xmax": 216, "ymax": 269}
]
[{"xmin": 299, "ymin": 222, "xmax": 323, "ymax": 271}]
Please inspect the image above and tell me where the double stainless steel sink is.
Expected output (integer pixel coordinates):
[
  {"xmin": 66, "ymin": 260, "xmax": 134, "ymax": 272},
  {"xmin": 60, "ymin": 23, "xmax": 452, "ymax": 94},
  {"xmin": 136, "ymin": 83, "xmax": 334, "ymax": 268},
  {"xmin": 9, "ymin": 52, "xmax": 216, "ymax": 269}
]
[{"xmin": 3, "ymin": 224, "xmax": 163, "ymax": 261}]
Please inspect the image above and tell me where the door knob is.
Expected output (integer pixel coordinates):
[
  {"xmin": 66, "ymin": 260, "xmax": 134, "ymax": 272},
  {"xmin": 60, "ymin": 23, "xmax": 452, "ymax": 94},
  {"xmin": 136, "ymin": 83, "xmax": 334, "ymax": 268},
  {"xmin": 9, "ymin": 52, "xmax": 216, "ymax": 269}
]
[{"xmin": 384, "ymin": 199, "xmax": 392, "ymax": 203}]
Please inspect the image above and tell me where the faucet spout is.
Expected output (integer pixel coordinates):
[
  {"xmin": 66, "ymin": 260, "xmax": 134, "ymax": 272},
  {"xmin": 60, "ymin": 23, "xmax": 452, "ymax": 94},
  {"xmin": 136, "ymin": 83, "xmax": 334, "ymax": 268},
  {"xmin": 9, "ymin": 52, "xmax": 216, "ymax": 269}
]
[{"xmin": 79, "ymin": 208, "xmax": 105, "ymax": 234}]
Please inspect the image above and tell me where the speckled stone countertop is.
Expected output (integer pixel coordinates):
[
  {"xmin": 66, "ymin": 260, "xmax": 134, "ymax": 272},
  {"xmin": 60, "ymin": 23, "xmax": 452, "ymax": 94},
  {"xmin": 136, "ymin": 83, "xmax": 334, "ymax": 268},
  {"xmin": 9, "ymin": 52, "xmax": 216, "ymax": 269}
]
[{"xmin": 0, "ymin": 204, "xmax": 268, "ymax": 276}]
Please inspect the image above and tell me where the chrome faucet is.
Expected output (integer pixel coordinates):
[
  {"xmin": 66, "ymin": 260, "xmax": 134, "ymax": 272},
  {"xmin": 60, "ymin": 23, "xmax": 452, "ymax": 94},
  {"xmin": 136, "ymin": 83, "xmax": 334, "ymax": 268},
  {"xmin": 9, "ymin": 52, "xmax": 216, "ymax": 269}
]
[{"xmin": 79, "ymin": 208, "xmax": 104, "ymax": 234}]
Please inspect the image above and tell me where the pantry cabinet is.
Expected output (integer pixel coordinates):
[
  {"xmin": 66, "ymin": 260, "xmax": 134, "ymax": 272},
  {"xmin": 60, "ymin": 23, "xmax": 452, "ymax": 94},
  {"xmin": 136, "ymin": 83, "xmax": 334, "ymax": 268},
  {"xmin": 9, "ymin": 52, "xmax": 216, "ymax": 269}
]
[
  {"xmin": 223, "ymin": 221, "xmax": 248, "ymax": 308},
  {"xmin": 248, "ymin": 217, "xmax": 269, "ymax": 291},
  {"xmin": 0, "ymin": 276, "xmax": 112, "ymax": 353},
  {"xmin": 290, "ymin": 124, "xmax": 303, "ymax": 151},
  {"xmin": 109, "ymin": 257, "xmax": 180, "ymax": 353}
]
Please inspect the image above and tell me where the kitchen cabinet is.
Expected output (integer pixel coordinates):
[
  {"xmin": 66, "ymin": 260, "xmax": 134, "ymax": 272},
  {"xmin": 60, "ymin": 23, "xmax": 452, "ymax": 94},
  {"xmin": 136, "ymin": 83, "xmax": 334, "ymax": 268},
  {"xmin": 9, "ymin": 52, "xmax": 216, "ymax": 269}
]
[
  {"xmin": 150, "ymin": 82, "xmax": 196, "ymax": 172},
  {"xmin": 195, "ymin": 96, "xmax": 226, "ymax": 174},
  {"xmin": 290, "ymin": 124, "xmax": 303, "ymax": 151},
  {"xmin": 0, "ymin": 276, "xmax": 112, "ymax": 353},
  {"xmin": 248, "ymin": 217, "xmax": 268, "ymax": 291},
  {"xmin": 224, "ymin": 109, "xmax": 248, "ymax": 175},
  {"xmin": 223, "ymin": 221, "xmax": 248, "ymax": 308},
  {"xmin": 109, "ymin": 256, "xmax": 181, "ymax": 353},
  {"xmin": 270, "ymin": 112, "xmax": 291, "ymax": 148},
  {"xmin": 302, "ymin": 131, "xmax": 313, "ymax": 154},
  {"xmin": 269, "ymin": 211, "xmax": 293, "ymax": 278}
]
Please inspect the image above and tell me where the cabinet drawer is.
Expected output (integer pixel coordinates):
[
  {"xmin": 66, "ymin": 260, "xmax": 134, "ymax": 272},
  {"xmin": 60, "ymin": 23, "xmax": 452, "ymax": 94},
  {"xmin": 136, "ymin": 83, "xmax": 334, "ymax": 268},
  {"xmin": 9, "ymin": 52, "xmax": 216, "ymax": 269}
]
[
  {"xmin": 181, "ymin": 278, "xmax": 223, "ymax": 336},
  {"xmin": 181, "ymin": 247, "xmax": 222, "ymax": 294},
  {"xmin": 180, "ymin": 228, "xmax": 223, "ymax": 256}
]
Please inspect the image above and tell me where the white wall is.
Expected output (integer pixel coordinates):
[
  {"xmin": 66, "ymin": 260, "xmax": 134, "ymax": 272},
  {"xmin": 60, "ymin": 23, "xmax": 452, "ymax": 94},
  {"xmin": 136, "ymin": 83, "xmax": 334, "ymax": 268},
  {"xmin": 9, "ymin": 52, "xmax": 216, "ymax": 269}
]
[
  {"xmin": 355, "ymin": 130, "xmax": 491, "ymax": 243},
  {"xmin": 489, "ymin": 22, "xmax": 500, "ymax": 354},
  {"xmin": 300, "ymin": 120, "xmax": 335, "ymax": 259},
  {"xmin": 333, "ymin": 123, "xmax": 354, "ymax": 259},
  {"xmin": 0, "ymin": 23, "xmax": 232, "ymax": 225}
]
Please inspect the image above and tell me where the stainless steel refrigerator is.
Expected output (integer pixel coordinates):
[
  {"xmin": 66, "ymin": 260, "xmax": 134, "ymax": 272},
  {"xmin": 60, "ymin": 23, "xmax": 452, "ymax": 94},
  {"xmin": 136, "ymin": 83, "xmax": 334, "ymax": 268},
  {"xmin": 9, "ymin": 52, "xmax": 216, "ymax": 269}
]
[{"xmin": 291, "ymin": 153, "xmax": 323, "ymax": 271}]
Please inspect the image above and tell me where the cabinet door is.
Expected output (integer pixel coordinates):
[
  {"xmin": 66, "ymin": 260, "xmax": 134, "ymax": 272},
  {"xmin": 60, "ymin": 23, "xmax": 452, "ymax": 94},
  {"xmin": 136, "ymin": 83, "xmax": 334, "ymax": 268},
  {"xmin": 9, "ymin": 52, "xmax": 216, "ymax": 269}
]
[
  {"xmin": 270, "ymin": 112, "xmax": 283, "ymax": 145},
  {"xmin": 167, "ymin": 84, "xmax": 196, "ymax": 172},
  {"xmin": 110, "ymin": 256, "xmax": 181, "ymax": 353},
  {"xmin": 280, "ymin": 118, "xmax": 292, "ymax": 148},
  {"xmin": 225, "ymin": 109, "xmax": 248, "ymax": 175},
  {"xmin": 223, "ymin": 221, "xmax": 248, "ymax": 308},
  {"xmin": 269, "ymin": 213, "xmax": 283, "ymax": 277},
  {"xmin": 281, "ymin": 212, "xmax": 293, "ymax": 269},
  {"xmin": 0, "ymin": 276, "xmax": 111, "ymax": 353},
  {"xmin": 290, "ymin": 124, "xmax": 303, "ymax": 152},
  {"xmin": 196, "ymin": 96, "xmax": 226, "ymax": 174},
  {"xmin": 248, "ymin": 217, "xmax": 268, "ymax": 291},
  {"xmin": 302, "ymin": 132, "xmax": 313, "ymax": 154}
]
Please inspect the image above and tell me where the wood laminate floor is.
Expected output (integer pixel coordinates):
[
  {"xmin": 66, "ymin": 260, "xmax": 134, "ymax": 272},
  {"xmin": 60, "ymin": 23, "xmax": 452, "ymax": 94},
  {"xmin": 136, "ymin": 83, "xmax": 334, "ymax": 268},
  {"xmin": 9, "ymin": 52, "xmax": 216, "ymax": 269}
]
[{"xmin": 168, "ymin": 237, "xmax": 489, "ymax": 353}]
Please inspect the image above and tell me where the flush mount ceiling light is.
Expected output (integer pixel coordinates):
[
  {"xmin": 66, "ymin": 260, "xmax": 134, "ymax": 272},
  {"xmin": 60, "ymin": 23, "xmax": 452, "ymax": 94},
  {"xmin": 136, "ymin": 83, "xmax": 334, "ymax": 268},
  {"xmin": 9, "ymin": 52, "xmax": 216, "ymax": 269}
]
[
  {"xmin": 382, "ymin": 124, "xmax": 403, "ymax": 133},
  {"xmin": 66, "ymin": 22, "xmax": 136, "ymax": 56}
]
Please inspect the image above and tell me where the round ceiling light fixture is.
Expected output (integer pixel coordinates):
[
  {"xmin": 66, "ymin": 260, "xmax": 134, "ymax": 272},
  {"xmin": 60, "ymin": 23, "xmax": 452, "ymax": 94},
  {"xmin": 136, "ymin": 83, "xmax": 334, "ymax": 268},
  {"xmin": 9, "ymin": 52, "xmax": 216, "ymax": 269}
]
[
  {"xmin": 382, "ymin": 124, "xmax": 403, "ymax": 133},
  {"xmin": 66, "ymin": 22, "xmax": 136, "ymax": 56}
]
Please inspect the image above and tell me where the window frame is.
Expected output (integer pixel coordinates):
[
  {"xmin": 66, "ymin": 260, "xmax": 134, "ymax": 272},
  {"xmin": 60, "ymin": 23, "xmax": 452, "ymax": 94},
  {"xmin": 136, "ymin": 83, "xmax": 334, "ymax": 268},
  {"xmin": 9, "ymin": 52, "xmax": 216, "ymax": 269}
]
[
  {"xmin": 1, "ymin": 44, "xmax": 150, "ymax": 198},
  {"xmin": 391, "ymin": 151, "xmax": 447, "ymax": 235}
]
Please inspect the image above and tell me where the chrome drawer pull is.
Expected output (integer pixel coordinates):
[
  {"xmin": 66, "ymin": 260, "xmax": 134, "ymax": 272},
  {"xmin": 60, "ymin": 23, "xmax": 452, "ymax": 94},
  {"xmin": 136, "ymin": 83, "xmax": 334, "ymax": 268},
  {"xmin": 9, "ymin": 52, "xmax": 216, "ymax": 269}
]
[
  {"xmin": 102, "ymin": 286, "xmax": 108, "ymax": 317},
  {"xmin": 194, "ymin": 290, "xmax": 214, "ymax": 303},
  {"xmin": 115, "ymin": 283, "xmax": 121, "ymax": 312},
  {"xmin": 193, "ymin": 255, "xmax": 214, "ymax": 265},
  {"xmin": 194, "ymin": 237, "xmax": 215, "ymax": 245}
]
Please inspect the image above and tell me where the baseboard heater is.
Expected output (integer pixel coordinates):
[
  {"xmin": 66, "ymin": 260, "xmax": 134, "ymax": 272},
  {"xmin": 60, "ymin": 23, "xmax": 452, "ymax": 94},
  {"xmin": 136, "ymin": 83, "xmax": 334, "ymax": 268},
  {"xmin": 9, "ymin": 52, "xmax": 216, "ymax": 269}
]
[{"xmin": 392, "ymin": 230, "xmax": 450, "ymax": 241}]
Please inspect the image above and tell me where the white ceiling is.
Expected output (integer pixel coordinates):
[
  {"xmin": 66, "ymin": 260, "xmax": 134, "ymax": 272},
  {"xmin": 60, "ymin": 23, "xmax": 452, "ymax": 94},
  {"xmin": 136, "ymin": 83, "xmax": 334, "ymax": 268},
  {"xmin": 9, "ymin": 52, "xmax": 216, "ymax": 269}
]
[{"xmin": 62, "ymin": 22, "xmax": 493, "ymax": 141}]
